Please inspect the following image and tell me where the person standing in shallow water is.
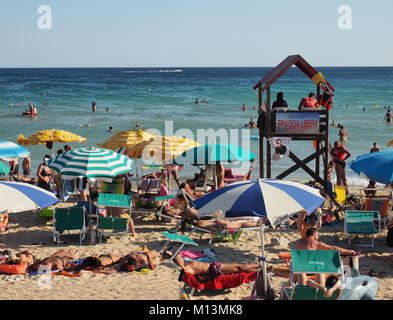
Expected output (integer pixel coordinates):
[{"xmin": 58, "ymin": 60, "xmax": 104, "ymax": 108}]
[
  {"xmin": 92, "ymin": 101, "xmax": 97, "ymax": 112},
  {"xmin": 339, "ymin": 125, "xmax": 348, "ymax": 142},
  {"xmin": 384, "ymin": 109, "xmax": 393, "ymax": 123}
]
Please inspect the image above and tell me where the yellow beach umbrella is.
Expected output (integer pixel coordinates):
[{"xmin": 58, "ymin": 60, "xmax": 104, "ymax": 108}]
[
  {"xmin": 18, "ymin": 129, "xmax": 86, "ymax": 146},
  {"xmin": 18, "ymin": 129, "xmax": 87, "ymax": 157},
  {"xmin": 97, "ymin": 129, "xmax": 157, "ymax": 152},
  {"xmin": 128, "ymin": 136, "xmax": 199, "ymax": 164}
]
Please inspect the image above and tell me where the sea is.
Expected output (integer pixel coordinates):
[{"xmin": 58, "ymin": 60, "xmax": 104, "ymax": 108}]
[{"xmin": 1, "ymin": 66, "xmax": 393, "ymax": 187}]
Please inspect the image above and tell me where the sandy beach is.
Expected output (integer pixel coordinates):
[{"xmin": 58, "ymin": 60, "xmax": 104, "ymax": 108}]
[{"xmin": 1, "ymin": 188, "xmax": 393, "ymax": 301}]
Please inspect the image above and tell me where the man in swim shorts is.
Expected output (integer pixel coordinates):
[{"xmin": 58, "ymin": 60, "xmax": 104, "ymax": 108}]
[{"xmin": 163, "ymin": 249, "xmax": 273, "ymax": 276}]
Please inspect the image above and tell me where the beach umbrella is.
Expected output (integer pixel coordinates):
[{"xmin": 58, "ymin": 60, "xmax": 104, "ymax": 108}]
[
  {"xmin": 174, "ymin": 143, "xmax": 255, "ymax": 166},
  {"xmin": 48, "ymin": 146, "xmax": 134, "ymax": 180},
  {"xmin": 0, "ymin": 181, "xmax": 59, "ymax": 213},
  {"xmin": 349, "ymin": 150, "xmax": 393, "ymax": 184},
  {"xmin": 192, "ymin": 178, "xmax": 326, "ymax": 293},
  {"xmin": 97, "ymin": 129, "xmax": 156, "ymax": 153},
  {"xmin": 0, "ymin": 141, "xmax": 30, "ymax": 161},
  {"xmin": 128, "ymin": 136, "xmax": 199, "ymax": 164},
  {"xmin": 0, "ymin": 162, "xmax": 10, "ymax": 177},
  {"xmin": 18, "ymin": 129, "xmax": 87, "ymax": 157},
  {"xmin": 193, "ymin": 178, "xmax": 325, "ymax": 223}
]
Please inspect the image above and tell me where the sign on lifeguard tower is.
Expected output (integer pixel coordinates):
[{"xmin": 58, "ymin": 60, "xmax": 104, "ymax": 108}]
[{"xmin": 275, "ymin": 112, "xmax": 319, "ymax": 134}]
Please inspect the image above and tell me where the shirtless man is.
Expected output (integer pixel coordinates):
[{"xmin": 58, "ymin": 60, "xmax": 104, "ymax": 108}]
[
  {"xmin": 384, "ymin": 109, "xmax": 393, "ymax": 123},
  {"xmin": 22, "ymin": 156, "xmax": 31, "ymax": 177},
  {"xmin": 163, "ymin": 249, "xmax": 272, "ymax": 276},
  {"xmin": 338, "ymin": 125, "xmax": 348, "ymax": 142},
  {"xmin": 195, "ymin": 217, "xmax": 262, "ymax": 231},
  {"xmin": 294, "ymin": 228, "xmax": 356, "ymax": 286},
  {"xmin": 369, "ymin": 142, "xmax": 381, "ymax": 153}
]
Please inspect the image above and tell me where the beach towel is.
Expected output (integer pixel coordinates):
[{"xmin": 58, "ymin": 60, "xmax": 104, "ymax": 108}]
[
  {"xmin": 180, "ymin": 250, "xmax": 205, "ymax": 259},
  {"xmin": 179, "ymin": 269, "xmax": 258, "ymax": 290},
  {"xmin": 363, "ymin": 198, "xmax": 390, "ymax": 217},
  {"xmin": 61, "ymin": 179, "xmax": 75, "ymax": 202}
]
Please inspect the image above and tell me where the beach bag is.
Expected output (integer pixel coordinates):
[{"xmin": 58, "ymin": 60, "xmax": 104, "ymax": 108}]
[
  {"xmin": 387, "ymin": 227, "xmax": 393, "ymax": 247},
  {"xmin": 318, "ymin": 91, "xmax": 334, "ymax": 110}
]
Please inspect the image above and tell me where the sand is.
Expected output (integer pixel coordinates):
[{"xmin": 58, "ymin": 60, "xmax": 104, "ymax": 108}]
[{"xmin": 1, "ymin": 192, "xmax": 393, "ymax": 301}]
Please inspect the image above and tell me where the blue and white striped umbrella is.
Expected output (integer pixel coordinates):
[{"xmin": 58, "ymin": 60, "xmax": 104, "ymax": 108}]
[
  {"xmin": 0, "ymin": 141, "xmax": 30, "ymax": 161},
  {"xmin": 0, "ymin": 181, "xmax": 59, "ymax": 213},
  {"xmin": 193, "ymin": 179, "xmax": 326, "ymax": 226},
  {"xmin": 49, "ymin": 146, "xmax": 134, "ymax": 180}
]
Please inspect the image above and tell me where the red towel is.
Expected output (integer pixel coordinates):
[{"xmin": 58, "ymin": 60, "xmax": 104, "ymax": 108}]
[{"xmin": 181, "ymin": 271, "xmax": 258, "ymax": 290}]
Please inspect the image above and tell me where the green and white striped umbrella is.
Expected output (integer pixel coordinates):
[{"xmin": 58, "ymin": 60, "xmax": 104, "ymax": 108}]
[{"xmin": 49, "ymin": 146, "xmax": 133, "ymax": 180}]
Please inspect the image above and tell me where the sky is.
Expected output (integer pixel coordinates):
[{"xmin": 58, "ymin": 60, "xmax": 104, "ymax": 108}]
[{"xmin": 0, "ymin": 0, "xmax": 392, "ymax": 67}]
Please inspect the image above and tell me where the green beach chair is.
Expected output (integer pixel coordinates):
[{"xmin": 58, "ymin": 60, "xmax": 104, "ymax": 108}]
[
  {"xmin": 282, "ymin": 249, "xmax": 344, "ymax": 300},
  {"xmin": 160, "ymin": 232, "xmax": 198, "ymax": 266},
  {"xmin": 344, "ymin": 211, "xmax": 380, "ymax": 247},
  {"xmin": 53, "ymin": 207, "xmax": 87, "ymax": 246},
  {"xmin": 155, "ymin": 194, "xmax": 182, "ymax": 231},
  {"xmin": 96, "ymin": 193, "xmax": 132, "ymax": 243}
]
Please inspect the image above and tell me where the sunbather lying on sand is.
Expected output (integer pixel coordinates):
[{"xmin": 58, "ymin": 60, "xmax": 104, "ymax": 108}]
[
  {"xmin": 191, "ymin": 217, "xmax": 262, "ymax": 231},
  {"xmin": 162, "ymin": 249, "xmax": 273, "ymax": 276},
  {"xmin": 29, "ymin": 249, "xmax": 78, "ymax": 272},
  {"xmin": 76, "ymin": 251, "xmax": 123, "ymax": 271},
  {"xmin": 116, "ymin": 246, "xmax": 161, "ymax": 272}
]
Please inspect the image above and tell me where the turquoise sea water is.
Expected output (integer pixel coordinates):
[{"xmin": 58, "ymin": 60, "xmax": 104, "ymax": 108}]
[{"xmin": 1, "ymin": 67, "xmax": 393, "ymax": 186}]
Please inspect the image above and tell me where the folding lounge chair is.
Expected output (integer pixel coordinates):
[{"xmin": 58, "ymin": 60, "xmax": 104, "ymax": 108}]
[
  {"xmin": 155, "ymin": 194, "xmax": 182, "ymax": 231},
  {"xmin": 281, "ymin": 249, "xmax": 344, "ymax": 300},
  {"xmin": 344, "ymin": 211, "xmax": 380, "ymax": 247},
  {"xmin": 334, "ymin": 184, "xmax": 348, "ymax": 212},
  {"xmin": 362, "ymin": 197, "xmax": 391, "ymax": 229},
  {"xmin": 179, "ymin": 268, "xmax": 259, "ymax": 300},
  {"xmin": 160, "ymin": 232, "xmax": 198, "ymax": 265},
  {"xmin": 96, "ymin": 193, "xmax": 132, "ymax": 243},
  {"xmin": 195, "ymin": 165, "xmax": 215, "ymax": 193},
  {"xmin": 53, "ymin": 207, "xmax": 87, "ymax": 246}
]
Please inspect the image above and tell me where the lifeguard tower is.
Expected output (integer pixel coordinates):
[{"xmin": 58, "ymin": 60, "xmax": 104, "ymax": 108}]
[{"xmin": 253, "ymin": 55, "xmax": 335, "ymax": 190}]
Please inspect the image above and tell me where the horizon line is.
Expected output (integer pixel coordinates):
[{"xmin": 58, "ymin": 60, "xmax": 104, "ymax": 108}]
[{"xmin": 1, "ymin": 65, "xmax": 393, "ymax": 69}]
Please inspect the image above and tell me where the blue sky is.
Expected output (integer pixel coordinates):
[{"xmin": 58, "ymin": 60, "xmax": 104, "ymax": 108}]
[{"xmin": 1, "ymin": 0, "xmax": 392, "ymax": 67}]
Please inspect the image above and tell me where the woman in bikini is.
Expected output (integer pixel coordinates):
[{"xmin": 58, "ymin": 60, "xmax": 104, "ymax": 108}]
[
  {"xmin": 29, "ymin": 249, "xmax": 78, "ymax": 272},
  {"xmin": 116, "ymin": 246, "xmax": 161, "ymax": 272},
  {"xmin": 331, "ymin": 141, "xmax": 351, "ymax": 188},
  {"xmin": 37, "ymin": 155, "xmax": 53, "ymax": 191}
]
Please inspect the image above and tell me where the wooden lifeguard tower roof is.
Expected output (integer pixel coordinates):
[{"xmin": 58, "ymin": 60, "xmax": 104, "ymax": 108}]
[{"xmin": 253, "ymin": 54, "xmax": 335, "ymax": 92}]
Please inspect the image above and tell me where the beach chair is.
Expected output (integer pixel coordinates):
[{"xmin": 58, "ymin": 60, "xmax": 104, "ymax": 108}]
[
  {"xmin": 155, "ymin": 194, "xmax": 182, "ymax": 231},
  {"xmin": 195, "ymin": 165, "xmax": 215, "ymax": 193},
  {"xmin": 160, "ymin": 232, "xmax": 198, "ymax": 265},
  {"xmin": 344, "ymin": 211, "xmax": 380, "ymax": 247},
  {"xmin": 334, "ymin": 184, "xmax": 348, "ymax": 212},
  {"xmin": 96, "ymin": 193, "xmax": 132, "ymax": 243},
  {"xmin": 53, "ymin": 207, "xmax": 87, "ymax": 246},
  {"xmin": 361, "ymin": 197, "xmax": 391, "ymax": 229},
  {"xmin": 281, "ymin": 249, "xmax": 344, "ymax": 300}
]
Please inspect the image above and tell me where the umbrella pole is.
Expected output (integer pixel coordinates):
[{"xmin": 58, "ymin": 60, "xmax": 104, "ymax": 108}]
[{"xmin": 260, "ymin": 220, "xmax": 268, "ymax": 294}]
